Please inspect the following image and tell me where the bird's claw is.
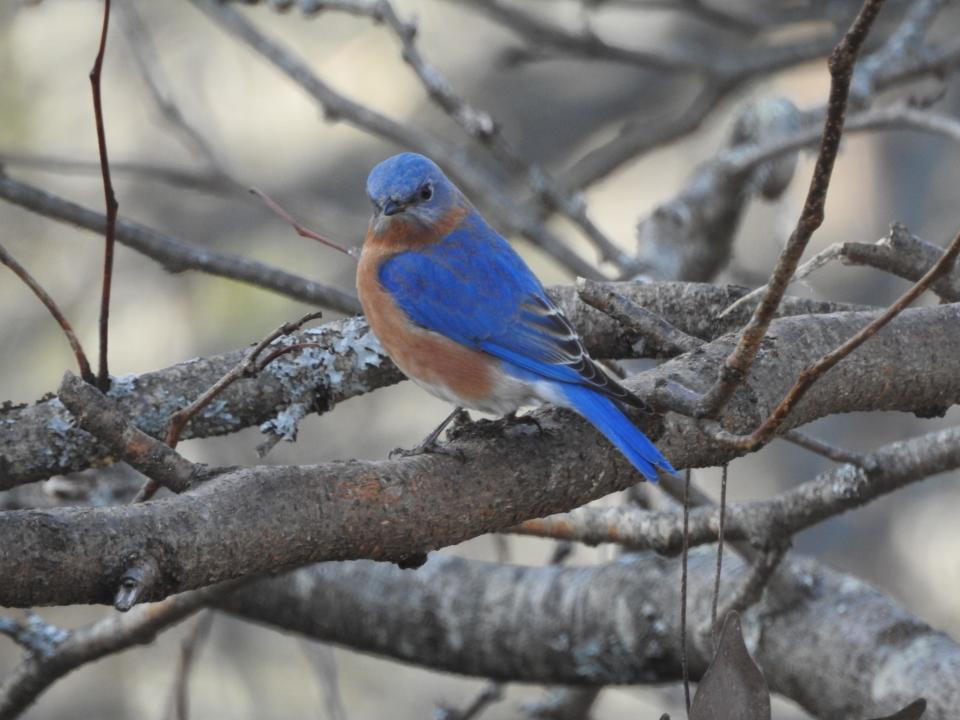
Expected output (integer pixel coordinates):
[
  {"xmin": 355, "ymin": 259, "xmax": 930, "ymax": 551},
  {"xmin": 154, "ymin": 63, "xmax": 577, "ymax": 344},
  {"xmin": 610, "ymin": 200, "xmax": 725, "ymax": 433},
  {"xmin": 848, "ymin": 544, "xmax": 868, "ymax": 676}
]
[
  {"xmin": 389, "ymin": 440, "xmax": 465, "ymax": 462},
  {"xmin": 503, "ymin": 411, "xmax": 544, "ymax": 435}
]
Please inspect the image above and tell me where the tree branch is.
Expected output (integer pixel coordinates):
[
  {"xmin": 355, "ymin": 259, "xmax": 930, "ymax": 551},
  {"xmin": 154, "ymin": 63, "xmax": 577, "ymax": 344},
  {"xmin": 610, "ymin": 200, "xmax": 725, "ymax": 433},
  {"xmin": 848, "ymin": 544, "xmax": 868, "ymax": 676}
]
[
  {"xmin": 0, "ymin": 173, "xmax": 361, "ymax": 314},
  {"xmin": 3, "ymin": 302, "xmax": 960, "ymax": 606},
  {"xmin": 0, "ymin": 281, "xmax": 861, "ymax": 489},
  {"xmin": 219, "ymin": 551, "xmax": 960, "ymax": 718}
]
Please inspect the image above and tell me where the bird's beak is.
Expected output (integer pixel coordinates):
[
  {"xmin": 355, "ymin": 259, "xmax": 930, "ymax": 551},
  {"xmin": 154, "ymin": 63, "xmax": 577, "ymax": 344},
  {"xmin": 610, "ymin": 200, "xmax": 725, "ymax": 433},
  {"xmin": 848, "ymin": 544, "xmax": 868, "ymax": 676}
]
[{"xmin": 382, "ymin": 199, "xmax": 405, "ymax": 216}]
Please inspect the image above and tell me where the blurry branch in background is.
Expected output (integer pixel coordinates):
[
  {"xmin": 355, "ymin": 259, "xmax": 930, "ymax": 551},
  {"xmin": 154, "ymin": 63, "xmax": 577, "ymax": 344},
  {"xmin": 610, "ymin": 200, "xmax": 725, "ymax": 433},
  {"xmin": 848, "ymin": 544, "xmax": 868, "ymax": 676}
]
[
  {"xmin": 0, "ymin": 242, "xmax": 95, "ymax": 384},
  {"xmin": 166, "ymin": 612, "xmax": 215, "ymax": 720},
  {"xmin": 0, "ymin": 581, "xmax": 241, "ymax": 720},
  {"xmin": 218, "ymin": 550, "xmax": 960, "ymax": 718},
  {"xmin": 192, "ymin": 0, "xmax": 602, "ymax": 278},
  {"xmin": 0, "ymin": 153, "xmax": 240, "ymax": 195},
  {"xmin": 115, "ymin": 1, "xmax": 236, "ymax": 186},
  {"xmin": 299, "ymin": 641, "xmax": 348, "ymax": 720},
  {"xmin": 0, "ymin": 174, "xmax": 361, "ymax": 314},
  {"xmin": 435, "ymin": 683, "xmax": 504, "ymax": 720}
]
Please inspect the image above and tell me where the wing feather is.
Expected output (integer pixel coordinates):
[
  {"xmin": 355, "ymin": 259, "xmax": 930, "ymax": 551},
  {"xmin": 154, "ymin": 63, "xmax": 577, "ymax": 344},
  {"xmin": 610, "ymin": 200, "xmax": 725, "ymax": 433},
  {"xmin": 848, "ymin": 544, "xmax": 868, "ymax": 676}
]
[{"xmin": 379, "ymin": 212, "xmax": 648, "ymax": 410}]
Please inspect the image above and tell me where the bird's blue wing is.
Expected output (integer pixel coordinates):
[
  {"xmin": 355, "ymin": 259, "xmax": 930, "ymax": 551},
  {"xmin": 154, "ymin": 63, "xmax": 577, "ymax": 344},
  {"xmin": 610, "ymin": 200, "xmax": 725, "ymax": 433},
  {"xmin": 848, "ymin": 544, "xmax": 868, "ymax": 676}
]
[{"xmin": 379, "ymin": 212, "xmax": 642, "ymax": 407}]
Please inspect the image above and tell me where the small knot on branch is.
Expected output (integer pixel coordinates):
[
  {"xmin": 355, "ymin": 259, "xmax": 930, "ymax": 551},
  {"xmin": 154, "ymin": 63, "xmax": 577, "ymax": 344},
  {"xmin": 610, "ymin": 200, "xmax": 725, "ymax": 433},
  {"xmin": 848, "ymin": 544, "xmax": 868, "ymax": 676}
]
[{"xmin": 114, "ymin": 557, "xmax": 160, "ymax": 611}]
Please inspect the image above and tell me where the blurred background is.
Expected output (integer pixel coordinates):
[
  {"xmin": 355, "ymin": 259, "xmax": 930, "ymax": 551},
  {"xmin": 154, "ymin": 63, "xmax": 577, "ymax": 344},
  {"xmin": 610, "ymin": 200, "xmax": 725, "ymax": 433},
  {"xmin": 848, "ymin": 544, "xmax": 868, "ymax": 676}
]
[{"xmin": 1, "ymin": 0, "xmax": 960, "ymax": 718}]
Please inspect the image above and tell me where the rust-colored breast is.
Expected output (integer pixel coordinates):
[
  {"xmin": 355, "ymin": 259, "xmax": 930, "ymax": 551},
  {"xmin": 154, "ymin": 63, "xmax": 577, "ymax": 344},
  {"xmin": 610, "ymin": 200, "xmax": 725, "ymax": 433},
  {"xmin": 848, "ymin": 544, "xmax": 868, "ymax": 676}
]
[{"xmin": 356, "ymin": 220, "xmax": 495, "ymax": 406}]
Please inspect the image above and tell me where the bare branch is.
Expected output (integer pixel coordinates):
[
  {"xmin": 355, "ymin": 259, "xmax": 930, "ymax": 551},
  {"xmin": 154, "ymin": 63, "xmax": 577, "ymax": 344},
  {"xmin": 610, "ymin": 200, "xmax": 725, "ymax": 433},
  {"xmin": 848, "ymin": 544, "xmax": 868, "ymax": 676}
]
[
  {"xmin": 4, "ymin": 306, "xmax": 960, "ymax": 606},
  {"xmin": 705, "ymin": 227, "xmax": 960, "ymax": 451},
  {"xmin": 219, "ymin": 550, "xmax": 960, "ymax": 718},
  {"xmin": 0, "ymin": 281, "xmax": 862, "ymax": 489},
  {"xmin": 0, "ymin": 582, "xmax": 239, "ymax": 720},
  {"xmin": 89, "ymin": 0, "xmax": 118, "ymax": 391},
  {"xmin": 696, "ymin": 0, "xmax": 887, "ymax": 417},
  {"xmin": 0, "ymin": 242, "xmax": 95, "ymax": 384},
  {"xmin": 0, "ymin": 173, "xmax": 361, "ymax": 314}
]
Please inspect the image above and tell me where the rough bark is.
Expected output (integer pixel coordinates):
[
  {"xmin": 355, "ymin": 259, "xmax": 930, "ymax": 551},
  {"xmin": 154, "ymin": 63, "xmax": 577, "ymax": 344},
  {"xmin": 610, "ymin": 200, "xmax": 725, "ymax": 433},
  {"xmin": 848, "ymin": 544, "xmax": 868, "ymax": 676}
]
[
  {"xmin": 1, "ymin": 303, "xmax": 958, "ymax": 607},
  {"xmin": 220, "ymin": 551, "xmax": 960, "ymax": 720},
  {"xmin": 0, "ymin": 282, "xmax": 863, "ymax": 489}
]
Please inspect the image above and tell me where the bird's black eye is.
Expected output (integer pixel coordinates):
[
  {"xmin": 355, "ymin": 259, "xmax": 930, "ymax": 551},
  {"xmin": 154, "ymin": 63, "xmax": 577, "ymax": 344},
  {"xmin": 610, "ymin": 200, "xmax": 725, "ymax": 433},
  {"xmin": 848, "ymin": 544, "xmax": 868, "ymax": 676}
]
[{"xmin": 419, "ymin": 184, "xmax": 433, "ymax": 201}]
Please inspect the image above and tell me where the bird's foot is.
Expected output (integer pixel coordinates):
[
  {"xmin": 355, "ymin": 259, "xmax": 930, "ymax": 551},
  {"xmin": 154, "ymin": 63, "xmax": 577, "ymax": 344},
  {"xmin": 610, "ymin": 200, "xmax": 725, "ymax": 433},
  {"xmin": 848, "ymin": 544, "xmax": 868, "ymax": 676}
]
[
  {"xmin": 390, "ymin": 407, "xmax": 467, "ymax": 461},
  {"xmin": 389, "ymin": 437, "xmax": 465, "ymax": 462},
  {"xmin": 502, "ymin": 411, "xmax": 544, "ymax": 435}
]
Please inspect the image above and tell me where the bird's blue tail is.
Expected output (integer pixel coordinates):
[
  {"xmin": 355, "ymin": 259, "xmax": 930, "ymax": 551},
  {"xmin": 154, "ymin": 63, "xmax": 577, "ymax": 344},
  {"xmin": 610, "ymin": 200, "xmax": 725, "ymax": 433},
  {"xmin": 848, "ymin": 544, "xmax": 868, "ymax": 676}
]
[{"xmin": 560, "ymin": 384, "xmax": 675, "ymax": 482}]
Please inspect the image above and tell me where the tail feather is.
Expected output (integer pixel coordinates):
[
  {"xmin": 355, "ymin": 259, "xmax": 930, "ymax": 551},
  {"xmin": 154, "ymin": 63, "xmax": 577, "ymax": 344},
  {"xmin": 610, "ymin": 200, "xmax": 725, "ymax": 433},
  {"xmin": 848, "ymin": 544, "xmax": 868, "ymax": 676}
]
[{"xmin": 560, "ymin": 383, "xmax": 675, "ymax": 482}]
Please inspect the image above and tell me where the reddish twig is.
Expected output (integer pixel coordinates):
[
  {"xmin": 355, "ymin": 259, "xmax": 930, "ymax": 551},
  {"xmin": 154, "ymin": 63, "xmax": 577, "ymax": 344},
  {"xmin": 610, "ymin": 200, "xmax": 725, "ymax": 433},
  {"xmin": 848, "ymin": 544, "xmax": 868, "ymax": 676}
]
[
  {"xmin": 90, "ymin": 0, "xmax": 119, "ymax": 392},
  {"xmin": 695, "ymin": 0, "xmax": 887, "ymax": 418},
  {"xmin": 0, "ymin": 243, "xmax": 95, "ymax": 384},
  {"xmin": 707, "ymin": 227, "xmax": 960, "ymax": 452},
  {"xmin": 249, "ymin": 187, "xmax": 358, "ymax": 259}
]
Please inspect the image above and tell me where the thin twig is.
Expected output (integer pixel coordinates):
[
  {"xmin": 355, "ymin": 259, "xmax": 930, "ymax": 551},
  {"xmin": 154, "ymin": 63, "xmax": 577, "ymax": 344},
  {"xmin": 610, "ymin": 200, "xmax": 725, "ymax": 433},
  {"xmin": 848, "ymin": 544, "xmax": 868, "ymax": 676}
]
[
  {"xmin": 680, "ymin": 467, "xmax": 691, "ymax": 714},
  {"xmin": 705, "ymin": 227, "xmax": 960, "ymax": 451},
  {"xmin": 116, "ymin": 2, "xmax": 228, "ymax": 176},
  {"xmin": 89, "ymin": 0, "xmax": 118, "ymax": 392},
  {"xmin": 784, "ymin": 429, "xmax": 868, "ymax": 467},
  {"xmin": 249, "ymin": 187, "xmax": 357, "ymax": 259},
  {"xmin": 710, "ymin": 463, "xmax": 727, "ymax": 650},
  {"xmin": 164, "ymin": 311, "xmax": 324, "ymax": 449},
  {"xmin": 695, "ymin": 0, "xmax": 887, "ymax": 418},
  {"xmin": 169, "ymin": 612, "xmax": 215, "ymax": 720},
  {"xmin": 0, "ymin": 243, "xmax": 95, "ymax": 384}
]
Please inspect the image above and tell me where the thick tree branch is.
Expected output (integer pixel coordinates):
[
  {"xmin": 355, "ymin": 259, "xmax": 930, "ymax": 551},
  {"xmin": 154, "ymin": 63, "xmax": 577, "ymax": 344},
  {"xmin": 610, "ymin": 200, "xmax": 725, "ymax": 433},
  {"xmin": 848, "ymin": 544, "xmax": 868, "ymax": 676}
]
[
  {"xmin": 219, "ymin": 551, "xmax": 960, "ymax": 719},
  {"xmin": 0, "ymin": 282, "xmax": 861, "ymax": 489},
  {"xmin": 2, "ymin": 302, "xmax": 959, "ymax": 606}
]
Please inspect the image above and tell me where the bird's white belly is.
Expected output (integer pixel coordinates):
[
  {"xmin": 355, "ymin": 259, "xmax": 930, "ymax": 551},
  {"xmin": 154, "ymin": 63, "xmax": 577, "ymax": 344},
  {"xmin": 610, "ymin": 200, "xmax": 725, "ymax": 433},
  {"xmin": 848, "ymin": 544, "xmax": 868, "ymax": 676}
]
[{"xmin": 409, "ymin": 367, "xmax": 565, "ymax": 416}]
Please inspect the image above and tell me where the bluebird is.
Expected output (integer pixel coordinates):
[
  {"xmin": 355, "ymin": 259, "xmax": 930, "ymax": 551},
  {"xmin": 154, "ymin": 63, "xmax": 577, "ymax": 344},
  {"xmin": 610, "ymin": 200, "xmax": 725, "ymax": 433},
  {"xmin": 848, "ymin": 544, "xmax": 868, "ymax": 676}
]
[{"xmin": 356, "ymin": 153, "xmax": 675, "ymax": 481}]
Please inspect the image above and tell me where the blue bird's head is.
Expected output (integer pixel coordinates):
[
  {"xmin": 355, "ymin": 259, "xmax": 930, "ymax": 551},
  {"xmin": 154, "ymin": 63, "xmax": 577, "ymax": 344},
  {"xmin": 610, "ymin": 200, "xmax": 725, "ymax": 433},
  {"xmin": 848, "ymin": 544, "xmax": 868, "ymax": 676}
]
[{"xmin": 365, "ymin": 153, "xmax": 462, "ymax": 235}]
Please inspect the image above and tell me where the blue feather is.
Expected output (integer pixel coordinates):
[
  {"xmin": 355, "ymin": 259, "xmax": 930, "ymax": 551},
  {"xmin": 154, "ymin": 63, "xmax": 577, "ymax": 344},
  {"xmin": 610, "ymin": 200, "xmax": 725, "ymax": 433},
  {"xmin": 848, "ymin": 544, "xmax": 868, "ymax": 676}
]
[
  {"xmin": 371, "ymin": 155, "xmax": 674, "ymax": 480},
  {"xmin": 558, "ymin": 383, "xmax": 676, "ymax": 482}
]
